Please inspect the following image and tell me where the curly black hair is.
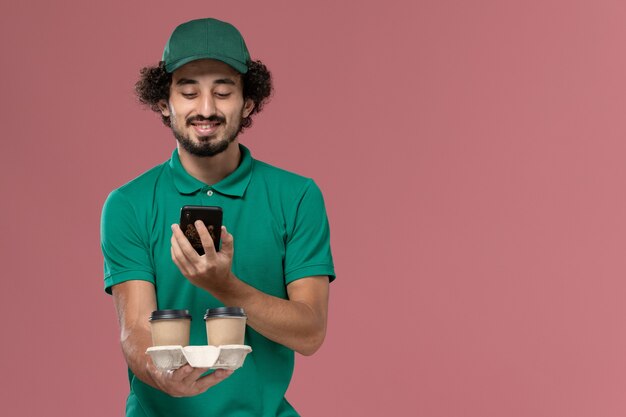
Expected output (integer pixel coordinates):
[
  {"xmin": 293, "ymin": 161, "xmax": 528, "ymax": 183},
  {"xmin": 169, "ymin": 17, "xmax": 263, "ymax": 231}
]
[{"xmin": 135, "ymin": 60, "xmax": 273, "ymax": 132}]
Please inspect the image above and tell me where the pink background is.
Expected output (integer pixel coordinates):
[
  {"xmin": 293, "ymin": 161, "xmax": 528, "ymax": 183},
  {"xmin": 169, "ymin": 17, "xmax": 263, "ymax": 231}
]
[{"xmin": 2, "ymin": 0, "xmax": 626, "ymax": 415}]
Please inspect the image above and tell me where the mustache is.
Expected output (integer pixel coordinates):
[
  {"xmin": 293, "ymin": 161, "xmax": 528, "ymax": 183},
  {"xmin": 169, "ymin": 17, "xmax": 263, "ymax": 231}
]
[{"xmin": 186, "ymin": 115, "xmax": 226, "ymax": 126}]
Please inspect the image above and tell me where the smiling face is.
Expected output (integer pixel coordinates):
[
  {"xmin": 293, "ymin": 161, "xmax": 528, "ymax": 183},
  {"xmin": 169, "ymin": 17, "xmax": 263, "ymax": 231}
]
[{"xmin": 159, "ymin": 59, "xmax": 254, "ymax": 157}]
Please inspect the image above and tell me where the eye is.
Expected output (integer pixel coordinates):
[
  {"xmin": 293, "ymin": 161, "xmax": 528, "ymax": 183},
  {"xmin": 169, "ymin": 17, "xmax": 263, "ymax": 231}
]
[
  {"xmin": 181, "ymin": 92, "xmax": 197, "ymax": 99},
  {"xmin": 215, "ymin": 92, "xmax": 232, "ymax": 99}
]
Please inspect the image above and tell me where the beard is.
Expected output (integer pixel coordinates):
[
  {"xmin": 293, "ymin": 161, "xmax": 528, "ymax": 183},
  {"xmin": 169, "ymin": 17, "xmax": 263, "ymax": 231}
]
[{"xmin": 171, "ymin": 113, "xmax": 243, "ymax": 157}]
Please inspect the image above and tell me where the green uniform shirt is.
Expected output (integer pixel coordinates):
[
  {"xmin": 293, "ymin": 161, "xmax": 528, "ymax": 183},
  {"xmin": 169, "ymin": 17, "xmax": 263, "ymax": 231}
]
[{"xmin": 101, "ymin": 145, "xmax": 335, "ymax": 417}]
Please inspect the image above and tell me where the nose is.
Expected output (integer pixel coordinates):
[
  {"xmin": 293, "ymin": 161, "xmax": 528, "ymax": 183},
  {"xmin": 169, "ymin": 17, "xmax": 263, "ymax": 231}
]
[{"xmin": 198, "ymin": 93, "xmax": 216, "ymax": 118}]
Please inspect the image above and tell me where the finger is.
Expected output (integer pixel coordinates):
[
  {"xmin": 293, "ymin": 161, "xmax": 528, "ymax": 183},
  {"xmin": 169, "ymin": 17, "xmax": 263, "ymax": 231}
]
[
  {"xmin": 147, "ymin": 361, "xmax": 186, "ymax": 388},
  {"xmin": 172, "ymin": 224, "xmax": 197, "ymax": 256},
  {"xmin": 194, "ymin": 220, "xmax": 218, "ymax": 258},
  {"xmin": 171, "ymin": 233, "xmax": 193, "ymax": 275},
  {"xmin": 181, "ymin": 366, "xmax": 210, "ymax": 384},
  {"xmin": 170, "ymin": 233, "xmax": 185, "ymax": 266},
  {"xmin": 194, "ymin": 369, "xmax": 234, "ymax": 391},
  {"xmin": 146, "ymin": 361, "xmax": 170, "ymax": 389},
  {"xmin": 219, "ymin": 226, "xmax": 234, "ymax": 258},
  {"xmin": 169, "ymin": 364, "xmax": 195, "ymax": 382},
  {"xmin": 171, "ymin": 224, "xmax": 198, "ymax": 265}
]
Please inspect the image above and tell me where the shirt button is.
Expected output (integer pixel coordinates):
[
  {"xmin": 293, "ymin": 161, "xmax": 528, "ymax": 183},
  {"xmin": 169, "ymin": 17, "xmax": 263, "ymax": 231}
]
[{"xmin": 207, "ymin": 190, "xmax": 214, "ymax": 196}]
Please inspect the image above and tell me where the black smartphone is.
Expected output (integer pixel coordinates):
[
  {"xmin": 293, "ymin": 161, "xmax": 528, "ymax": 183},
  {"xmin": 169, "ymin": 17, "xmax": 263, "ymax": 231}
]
[{"xmin": 179, "ymin": 205, "xmax": 223, "ymax": 255}]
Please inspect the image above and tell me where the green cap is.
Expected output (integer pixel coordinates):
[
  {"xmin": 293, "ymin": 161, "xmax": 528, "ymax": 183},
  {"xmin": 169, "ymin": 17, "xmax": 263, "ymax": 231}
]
[{"xmin": 162, "ymin": 18, "xmax": 250, "ymax": 74}]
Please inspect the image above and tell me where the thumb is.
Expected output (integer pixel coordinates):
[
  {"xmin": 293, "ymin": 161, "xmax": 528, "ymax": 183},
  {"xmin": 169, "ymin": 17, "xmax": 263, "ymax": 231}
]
[{"xmin": 220, "ymin": 226, "xmax": 234, "ymax": 256}]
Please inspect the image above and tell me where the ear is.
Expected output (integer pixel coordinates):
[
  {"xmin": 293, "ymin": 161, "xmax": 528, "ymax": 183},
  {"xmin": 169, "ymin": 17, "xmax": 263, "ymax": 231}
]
[
  {"xmin": 242, "ymin": 98, "xmax": 255, "ymax": 118},
  {"xmin": 158, "ymin": 99, "xmax": 171, "ymax": 117}
]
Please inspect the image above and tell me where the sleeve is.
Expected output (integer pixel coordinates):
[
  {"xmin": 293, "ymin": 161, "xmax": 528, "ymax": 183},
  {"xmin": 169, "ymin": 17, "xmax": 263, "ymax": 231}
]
[
  {"xmin": 100, "ymin": 189, "xmax": 155, "ymax": 294},
  {"xmin": 283, "ymin": 179, "xmax": 336, "ymax": 284}
]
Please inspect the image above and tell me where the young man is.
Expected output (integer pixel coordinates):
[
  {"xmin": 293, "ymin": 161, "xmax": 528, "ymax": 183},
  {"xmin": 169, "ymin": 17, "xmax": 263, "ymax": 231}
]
[{"xmin": 101, "ymin": 18, "xmax": 335, "ymax": 417}]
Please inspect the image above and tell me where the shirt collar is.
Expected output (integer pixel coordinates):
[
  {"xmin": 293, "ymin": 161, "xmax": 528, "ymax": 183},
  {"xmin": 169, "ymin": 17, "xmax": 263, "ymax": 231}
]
[{"xmin": 169, "ymin": 144, "xmax": 253, "ymax": 197}]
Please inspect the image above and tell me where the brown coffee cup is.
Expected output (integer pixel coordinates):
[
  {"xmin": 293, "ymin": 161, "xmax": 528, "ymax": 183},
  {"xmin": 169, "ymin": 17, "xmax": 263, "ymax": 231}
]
[
  {"xmin": 204, "ymin": 307, "xmax": 247, "ymax": 346},
  {"xmin": 149, "ymin": 309, "xmax": 192, "ymax": 346}
]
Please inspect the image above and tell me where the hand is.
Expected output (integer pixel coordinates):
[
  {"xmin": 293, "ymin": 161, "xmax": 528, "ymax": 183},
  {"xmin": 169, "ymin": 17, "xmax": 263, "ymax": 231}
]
[
  {"xmin": 171, "ymin": 222, "xmax": 235, "ymax": 292},
  {"xmin": 147, "ymin": 361, "xmax": 233, "ymax": 397}
]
